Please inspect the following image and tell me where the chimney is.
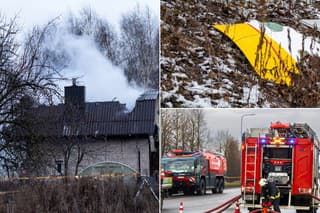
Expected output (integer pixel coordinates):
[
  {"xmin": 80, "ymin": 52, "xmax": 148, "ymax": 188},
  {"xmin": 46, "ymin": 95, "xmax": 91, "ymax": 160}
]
[{"xmin": 64, "ymin": 79, "xmax": 85, "ymax": 108}]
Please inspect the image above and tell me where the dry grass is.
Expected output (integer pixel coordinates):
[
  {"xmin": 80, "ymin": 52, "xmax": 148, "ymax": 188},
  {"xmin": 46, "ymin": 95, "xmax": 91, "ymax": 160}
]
[
  {"xmin": 225, "ymin": 181, "xmax": 241, "ymax": 188},
  {"xmin": 0, "ymin": 177, "xmax": 158, "ymax": 213}
]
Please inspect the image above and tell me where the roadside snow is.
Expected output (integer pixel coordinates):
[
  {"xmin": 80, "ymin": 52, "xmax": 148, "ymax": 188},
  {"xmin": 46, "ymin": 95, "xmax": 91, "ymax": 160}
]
[{"xmin": 243, "ymin": 84, "xmax": 260, "ymax": 106}]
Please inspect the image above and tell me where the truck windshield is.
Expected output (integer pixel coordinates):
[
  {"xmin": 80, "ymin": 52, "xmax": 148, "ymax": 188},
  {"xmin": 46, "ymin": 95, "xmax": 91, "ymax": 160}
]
[
  {"xmin": 263, "ymin": 147, "xmax": 292, "ymax": 159},
  {"xmin": 162, "ymin": 158, "xmax": 195, "ymax": 173}
]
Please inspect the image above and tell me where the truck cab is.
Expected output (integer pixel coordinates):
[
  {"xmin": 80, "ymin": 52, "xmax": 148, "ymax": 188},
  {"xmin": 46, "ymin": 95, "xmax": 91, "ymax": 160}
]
[{"xmin": 161, "ymin": 150, "xmax": 226, "ymax": 195}]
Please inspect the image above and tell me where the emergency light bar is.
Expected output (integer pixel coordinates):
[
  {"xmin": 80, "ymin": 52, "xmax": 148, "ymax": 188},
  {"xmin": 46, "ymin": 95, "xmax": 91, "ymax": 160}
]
[
  {"xmin": 259, "ymin": 137, "xmax": 296, "ymax": 145},
  {"xmin": 271, "ymin": 137, "xmax": 285, "ymax": 144}
]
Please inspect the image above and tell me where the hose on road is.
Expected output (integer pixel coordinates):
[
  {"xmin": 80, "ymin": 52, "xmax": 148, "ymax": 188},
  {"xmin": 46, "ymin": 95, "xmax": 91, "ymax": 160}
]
[
  {"xmin": 249, "ymin": 209, "xmax": 279, "ymax": 213},
  {"xmin": 203, "ymin": 194, "xmax": 241, "ymax": 213}
]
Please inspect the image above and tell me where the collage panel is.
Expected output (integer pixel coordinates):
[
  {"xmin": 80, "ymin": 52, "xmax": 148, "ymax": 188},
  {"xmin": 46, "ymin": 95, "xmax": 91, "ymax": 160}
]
[
  {"xmin": 161, "ymin": 1, "xmax": 320, "ymax": 108},
  {"xmin": 160, "ymin": 1, "xmax": 320, "ymax": 211},
  {"xmin": 2, "ymin": 0, "xmax": 320, "ymax": 213},
  {"xmin": 160, "ymin": 108, "xmax": 320, "ymax": 213},
  {"xmin": 0, "ymin": 0, "xmax": 160, "ymax": 213}
]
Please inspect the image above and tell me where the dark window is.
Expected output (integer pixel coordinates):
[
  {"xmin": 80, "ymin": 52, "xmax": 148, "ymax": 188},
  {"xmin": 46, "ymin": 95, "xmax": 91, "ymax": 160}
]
[
  {"xmin": 56, "ymin": 160, "xmax": 63, "ymax": 174},
  {"xmin": 263, "ymin": 147, "xmax": 292, "ymax": 159}
]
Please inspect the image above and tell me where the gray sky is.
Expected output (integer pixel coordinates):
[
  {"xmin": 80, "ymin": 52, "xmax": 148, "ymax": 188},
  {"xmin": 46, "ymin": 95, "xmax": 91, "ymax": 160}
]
[
  {"xmin": 0, "ymin": 0, "xmax": 159, "ymax": 109},
  {"xmin": 1, "ymin": 0, "xmax": 159, "ymax": 31},
  {"xmin": 204, "ymin": 108, "xmax": 320, "ymax": 140}
]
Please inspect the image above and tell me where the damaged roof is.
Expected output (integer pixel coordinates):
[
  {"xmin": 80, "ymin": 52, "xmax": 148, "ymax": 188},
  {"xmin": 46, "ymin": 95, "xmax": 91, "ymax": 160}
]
[{"xmin": 22, "ymin": 90, "xmax": 159, "ymax": 138}]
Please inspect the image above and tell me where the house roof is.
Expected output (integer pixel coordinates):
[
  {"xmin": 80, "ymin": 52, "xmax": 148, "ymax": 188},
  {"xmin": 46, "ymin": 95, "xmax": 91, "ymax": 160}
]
[{"xmin": 23, "ymin": 90, "xmax": 158, "ymax": 138}]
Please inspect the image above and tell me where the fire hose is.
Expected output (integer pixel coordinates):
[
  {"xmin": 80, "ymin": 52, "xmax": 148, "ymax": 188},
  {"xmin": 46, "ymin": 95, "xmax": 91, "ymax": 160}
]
[
  {"xmin": 203, "ymin": 194, "xmax": 241, "ymax": 213},
  {"xmin": 203, "ymin": 194, "xmax": 282, "ymax": 213},
  {"xmin": 243, "ymin": 193, "xmax": 320, "ymax": 213},
  {"xmin": 311, "ymin": 194, "xmax": 320, "ymax": 202},
  {"xmin": 249, "ymin": 209, "xmax": 279, "ymax": 213},
  {"xmin": 247, "ymin": 195, "xmax": 320, "ymax": 213}
]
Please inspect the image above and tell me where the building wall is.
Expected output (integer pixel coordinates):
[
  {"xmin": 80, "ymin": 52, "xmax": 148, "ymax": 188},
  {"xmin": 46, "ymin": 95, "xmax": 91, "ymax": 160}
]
[{"xmin": 50, "ymin": 137, "xmax": 150, "ymax": 176}]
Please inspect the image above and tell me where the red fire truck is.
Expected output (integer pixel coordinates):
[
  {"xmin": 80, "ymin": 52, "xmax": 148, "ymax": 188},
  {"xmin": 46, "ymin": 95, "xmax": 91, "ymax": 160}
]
[
  {"xmin": 241, "ymin": 122, "xmax": 320, "ymax": 212},
  {"xmin": 161, "ymin": 150, "xmax": 227, "ymax": 195}
]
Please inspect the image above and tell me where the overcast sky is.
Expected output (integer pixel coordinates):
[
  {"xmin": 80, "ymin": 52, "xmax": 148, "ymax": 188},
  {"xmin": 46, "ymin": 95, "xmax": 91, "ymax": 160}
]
[
  {"xmin": 1, "ymin": 0, "xmax": 159, "ymax": 31},
  {"xmin": 0, "ymin": 0, "xmax": 159, "ymax": 109},
  {"xmin": 203, "ymin": 108, "xmax": 320, "ymax": 140}
]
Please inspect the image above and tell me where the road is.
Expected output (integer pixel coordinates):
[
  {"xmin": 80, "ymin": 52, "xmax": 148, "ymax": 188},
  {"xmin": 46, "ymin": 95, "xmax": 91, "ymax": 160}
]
[
  {"xmin": 162, "ymin": 188, "xmax": 240, "ymax": 213},
  {"xmin": 162, "ymin": 187, "xmax": 320, "ymax": 213}
]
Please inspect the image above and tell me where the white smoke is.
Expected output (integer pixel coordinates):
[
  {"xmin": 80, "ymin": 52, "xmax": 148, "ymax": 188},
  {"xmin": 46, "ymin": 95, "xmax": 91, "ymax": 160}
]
[{"xmin": 45, "ymin": 22, "xmax": 145, "ymax": 110}]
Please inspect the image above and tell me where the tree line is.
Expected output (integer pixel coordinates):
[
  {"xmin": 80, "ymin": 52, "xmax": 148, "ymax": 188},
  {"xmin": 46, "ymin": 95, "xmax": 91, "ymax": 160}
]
[{"xmin": 161, "ymin": 109, "xmax": 241, "ymax": 177}]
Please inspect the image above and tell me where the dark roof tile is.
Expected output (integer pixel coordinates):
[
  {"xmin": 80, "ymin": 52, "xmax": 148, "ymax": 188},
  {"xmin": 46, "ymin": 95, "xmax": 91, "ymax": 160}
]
[{"xmin": 27, "ymin": 90, "xmax": 158, "ymax": 137}]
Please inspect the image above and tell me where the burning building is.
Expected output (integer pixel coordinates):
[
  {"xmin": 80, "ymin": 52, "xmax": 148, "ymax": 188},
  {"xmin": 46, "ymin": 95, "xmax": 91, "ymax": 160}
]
[{"xmin": 13, "ymin": 82, "xmax": 159, "ymax": 178}]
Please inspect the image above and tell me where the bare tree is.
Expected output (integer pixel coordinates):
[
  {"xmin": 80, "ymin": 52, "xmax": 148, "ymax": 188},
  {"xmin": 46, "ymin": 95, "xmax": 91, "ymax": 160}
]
[
  {"xmin": 67, "ymin": 8, "xmax": 119, "ymax": 65},
  {"xmin": 173, "ymin": 109, "xmax": 181, "ymax": 149},
  {"xmin": 224, "ymin": 136, "xmax": 240, "ymax": 177},
  {"xmin": 160, "ymin": 109, "xmax": 172, "ymax": 155},
  {"xmin": 120, "ymin": 5, "xmax": 159, "ymax": 88},
  {"xmin": 213, "ymin": 130, "xmax": 232, "ymax": 153},
  {"xmin": 0, "ymin": 15, "xmax": 62, "ymax": 176},
  {"xmin": 161, "ymin": 109, "xmax": 210, "ymax": 153},
  {"xmin": 212, "ymin": 130, "xmax": 240, "ymax": 177},
  {"xmin": 192, "ymin": 109, "xmax": 207, "ymax": 150}
]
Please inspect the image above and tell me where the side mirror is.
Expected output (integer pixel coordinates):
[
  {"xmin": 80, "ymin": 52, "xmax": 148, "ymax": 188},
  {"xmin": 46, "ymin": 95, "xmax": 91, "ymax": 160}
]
[{"xmin": 165, "ymin": 170, "xmax": 172, "ymax": 176}]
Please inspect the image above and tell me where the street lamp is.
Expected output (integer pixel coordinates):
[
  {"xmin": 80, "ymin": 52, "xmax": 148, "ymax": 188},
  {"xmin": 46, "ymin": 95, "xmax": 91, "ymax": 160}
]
[{"xmin": 240, "ymin": 113, "xmax": 256, "ymax": 142}]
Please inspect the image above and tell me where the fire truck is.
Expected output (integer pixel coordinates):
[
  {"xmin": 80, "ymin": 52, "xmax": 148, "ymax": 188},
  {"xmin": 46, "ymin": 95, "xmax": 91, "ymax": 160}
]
[
  {"xmin": 241, "ymin": 122, "xmax": 320, "ymax": 212},
  {"xmin": 161, "ymin": 150, "xmax": 227, "ymax": 195}
]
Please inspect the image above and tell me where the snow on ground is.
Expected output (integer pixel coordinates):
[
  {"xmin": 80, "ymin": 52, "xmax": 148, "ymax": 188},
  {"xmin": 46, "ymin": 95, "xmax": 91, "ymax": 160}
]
[{"xmin": 161, "ymin": 0, "xmax": 320, "ymax": 108}]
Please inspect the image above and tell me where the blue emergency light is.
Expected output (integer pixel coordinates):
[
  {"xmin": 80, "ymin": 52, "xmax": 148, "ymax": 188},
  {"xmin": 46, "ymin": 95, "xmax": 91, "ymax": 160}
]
[
  {"xmin": 287, "ymin": 138, "xmax": 296, "ymax": 144},
  {"xmin": 259, "ymin": 137, "xmax": 268, "ymax": 144}
]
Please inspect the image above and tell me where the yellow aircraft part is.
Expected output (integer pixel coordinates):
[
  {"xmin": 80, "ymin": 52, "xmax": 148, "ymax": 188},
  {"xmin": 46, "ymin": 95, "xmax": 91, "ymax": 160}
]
[{"xmin": 213, "ymin": 23, "xmax": 299, "ymax": 86}]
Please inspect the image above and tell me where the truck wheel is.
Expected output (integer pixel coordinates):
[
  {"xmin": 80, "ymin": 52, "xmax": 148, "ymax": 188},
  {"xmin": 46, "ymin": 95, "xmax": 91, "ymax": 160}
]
[
  {"xmin": 219, "ymin": 179, "xmax": 224, "ymax": 193},
  {"xmin": 214, "ymin": 178, "xmax": 220, "ymax": 193},
  {"xmin": 217, "ymin": 178, "xmax": 224, "ymax": 193},
  {"xmin": 197, "ymin": 179, "xmax": 206, "ymax": 195},
  {"xmin": 211, "ymin": 188, "xmax": 217, "ymax": 194}
]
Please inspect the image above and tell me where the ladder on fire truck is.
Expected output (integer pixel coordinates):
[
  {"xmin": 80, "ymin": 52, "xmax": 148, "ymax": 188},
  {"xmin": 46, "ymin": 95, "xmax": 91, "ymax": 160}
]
[{"xmin": 243, "ymin": 143, "xmax": 258, "ymax": 206}]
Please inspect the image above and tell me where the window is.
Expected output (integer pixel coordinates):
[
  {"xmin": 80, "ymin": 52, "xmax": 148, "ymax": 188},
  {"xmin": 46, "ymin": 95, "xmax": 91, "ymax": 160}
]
[
  {"xmin": 263, "ymin": 147, "xmax": 292, "ymax": 159},
  {"xmin": 55, "ymin": 160, "xmax": 63, "ymax": 174}
]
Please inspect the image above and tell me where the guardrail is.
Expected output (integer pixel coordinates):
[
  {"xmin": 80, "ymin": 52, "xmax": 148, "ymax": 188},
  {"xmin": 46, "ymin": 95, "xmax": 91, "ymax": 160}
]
[{"xmin": 225, "ymin": 176, "xmax": 241, "ymax": 182}]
